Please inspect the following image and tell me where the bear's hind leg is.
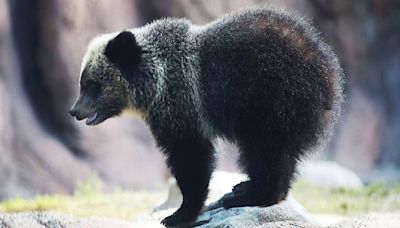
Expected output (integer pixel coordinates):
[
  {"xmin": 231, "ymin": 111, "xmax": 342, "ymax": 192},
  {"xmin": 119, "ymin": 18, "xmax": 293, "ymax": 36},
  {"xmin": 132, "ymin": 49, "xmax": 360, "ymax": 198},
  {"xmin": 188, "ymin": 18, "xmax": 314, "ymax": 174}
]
[
  {"xmin": 222, "ymin": 138, "xmax": 298, "ymax": 209},
  {"xmin": 161, "ymin": 138, "xmax": 215, "ymax": 227}
]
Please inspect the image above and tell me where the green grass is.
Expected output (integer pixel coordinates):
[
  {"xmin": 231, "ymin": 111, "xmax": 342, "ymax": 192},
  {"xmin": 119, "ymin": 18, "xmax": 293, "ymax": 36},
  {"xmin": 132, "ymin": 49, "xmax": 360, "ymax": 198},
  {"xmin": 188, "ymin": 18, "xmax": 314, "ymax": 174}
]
[
  {"xmin": 0, "ymin": 178, "xmax": 163, "ymax": 220},
  {"xmin": 292, "ymin": 179, "xmax": 400, "ymax": 215},
  {"xmin": 1, "ymin": 177, "xmax": 399, "ymax": 219}
]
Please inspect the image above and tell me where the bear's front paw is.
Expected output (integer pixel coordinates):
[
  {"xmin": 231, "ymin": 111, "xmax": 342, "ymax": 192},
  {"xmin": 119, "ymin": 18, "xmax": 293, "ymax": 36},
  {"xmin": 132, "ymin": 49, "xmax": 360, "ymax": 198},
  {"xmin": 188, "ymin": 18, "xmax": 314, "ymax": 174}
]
[
  {"xmin": 160, "ymin": 214, "xmax": 179, "ymax": 228},
  {"xmin": 232, "ymin": 180, "xmax": 251, "ymax": 193},
  {"xmin": 161, "ymin": 209, "xmax": 196, "ymax": 228}
]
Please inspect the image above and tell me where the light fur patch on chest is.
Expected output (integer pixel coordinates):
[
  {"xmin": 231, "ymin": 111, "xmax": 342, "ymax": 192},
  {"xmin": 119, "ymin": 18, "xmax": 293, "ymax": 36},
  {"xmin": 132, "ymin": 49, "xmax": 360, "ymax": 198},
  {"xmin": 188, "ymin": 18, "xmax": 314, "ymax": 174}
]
[{"xmin": 122, "ymin": 108, "xmax": 147, "ymax": 119}]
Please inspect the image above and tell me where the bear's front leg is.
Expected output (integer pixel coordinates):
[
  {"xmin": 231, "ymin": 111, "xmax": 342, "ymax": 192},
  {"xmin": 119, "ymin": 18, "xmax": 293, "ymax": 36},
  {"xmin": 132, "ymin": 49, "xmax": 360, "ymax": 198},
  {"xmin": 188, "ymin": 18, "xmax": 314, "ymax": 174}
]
[{"xmin": 160, "ymin": 138, "xmax": 215, "ymax": 227}]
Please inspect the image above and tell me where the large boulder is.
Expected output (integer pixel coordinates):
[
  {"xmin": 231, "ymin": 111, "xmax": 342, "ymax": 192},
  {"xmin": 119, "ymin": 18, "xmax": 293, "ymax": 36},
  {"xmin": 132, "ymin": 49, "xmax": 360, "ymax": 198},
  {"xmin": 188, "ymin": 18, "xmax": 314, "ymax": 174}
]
[
  {"xmin": 149, "ymin": 171, "xmax": 317, "ymax": 227},
  {"xmin": 134, "ymin": 198, "xmax": 318, "ymax": 228}
]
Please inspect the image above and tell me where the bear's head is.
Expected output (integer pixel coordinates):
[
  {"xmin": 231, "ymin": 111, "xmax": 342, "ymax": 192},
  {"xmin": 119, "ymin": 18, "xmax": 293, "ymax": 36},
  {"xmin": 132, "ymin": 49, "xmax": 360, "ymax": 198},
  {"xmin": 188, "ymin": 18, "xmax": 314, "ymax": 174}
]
[{"xmin": 69, "ymin": 31, "xmax": 146, "ymax": 125}]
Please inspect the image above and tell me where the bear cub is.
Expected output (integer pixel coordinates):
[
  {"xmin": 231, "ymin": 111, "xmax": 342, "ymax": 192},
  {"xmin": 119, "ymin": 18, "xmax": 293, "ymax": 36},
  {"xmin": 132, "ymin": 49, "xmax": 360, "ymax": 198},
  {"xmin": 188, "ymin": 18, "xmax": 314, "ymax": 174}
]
[{"xmin": 69, "ymin": 6, "xmax": 344, "ymax": 227}]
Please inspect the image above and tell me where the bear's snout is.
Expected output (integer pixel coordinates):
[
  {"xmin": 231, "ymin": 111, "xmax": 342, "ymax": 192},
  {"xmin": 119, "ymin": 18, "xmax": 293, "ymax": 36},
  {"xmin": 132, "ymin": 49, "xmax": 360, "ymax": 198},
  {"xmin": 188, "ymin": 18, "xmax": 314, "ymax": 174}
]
[
  {"xmin": 69, "ymin": 107, "xmax": 93, "ymax": 121},
  {"xmin": 68, "ymin": 108, "xmax": 78, "ymax": 117}
]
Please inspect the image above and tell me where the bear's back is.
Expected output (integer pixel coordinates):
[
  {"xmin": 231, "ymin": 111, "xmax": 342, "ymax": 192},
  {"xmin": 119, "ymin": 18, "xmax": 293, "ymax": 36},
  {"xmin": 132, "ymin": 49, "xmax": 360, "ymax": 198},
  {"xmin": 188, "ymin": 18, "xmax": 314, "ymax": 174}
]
[{"xmin": 195, "ymin": 7, "xmax": 343, "ymax": 142}]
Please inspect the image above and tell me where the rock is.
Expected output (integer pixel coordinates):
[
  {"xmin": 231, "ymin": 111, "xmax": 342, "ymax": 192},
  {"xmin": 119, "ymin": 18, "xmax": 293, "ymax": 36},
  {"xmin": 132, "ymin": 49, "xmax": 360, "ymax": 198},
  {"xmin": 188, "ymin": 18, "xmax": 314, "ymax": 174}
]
[
  {"xmin": 299, "ymin": 161, "xmax": 363, "ymax": 188},
  {"xmin": 0, "ymin": 212, "xmax": 135, "ymax": 228},
  {"xmin": 152, "ymin": 170, "xmax": 317, "ymax": 227},
  {"xmin": 195, "ymin": 197, "xmax": 317, "ymax": 228},
  {"xmin": 134, "ymin": 197, "xmax": 319, "ymax": 228}
]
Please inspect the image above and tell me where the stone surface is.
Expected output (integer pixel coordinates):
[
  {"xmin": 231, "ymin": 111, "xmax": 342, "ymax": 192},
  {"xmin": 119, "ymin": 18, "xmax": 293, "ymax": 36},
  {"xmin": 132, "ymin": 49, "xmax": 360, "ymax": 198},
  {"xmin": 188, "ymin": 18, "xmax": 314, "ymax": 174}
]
[
  {"xmin": 0, "ymin": 212, "xmax": 135, "ymax": 228},
  {"xmin": 195, "ymin": 197, "xmax": 316, "ymax": 228},
  {"xmin": 135, "ymin": 197, "xmax": 318, "ymax": 228},
  {"xmin": 153, "ymin": 171, "xmax": 316, "ymax": 227}
]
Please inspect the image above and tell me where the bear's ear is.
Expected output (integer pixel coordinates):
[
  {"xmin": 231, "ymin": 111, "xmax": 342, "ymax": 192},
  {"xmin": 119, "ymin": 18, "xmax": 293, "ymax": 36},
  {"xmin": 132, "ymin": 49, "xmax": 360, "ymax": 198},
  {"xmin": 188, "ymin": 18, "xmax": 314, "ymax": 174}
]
[{"xmin": 105, "ymin": 31, "xmax": 141, "ymax": 72}]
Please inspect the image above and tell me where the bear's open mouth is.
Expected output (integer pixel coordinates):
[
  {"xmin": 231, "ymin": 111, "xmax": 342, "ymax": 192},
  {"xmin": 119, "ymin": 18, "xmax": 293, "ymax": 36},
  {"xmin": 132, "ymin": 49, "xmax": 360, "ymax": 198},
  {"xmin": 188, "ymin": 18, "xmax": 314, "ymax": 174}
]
[
  {"xmin": 86, "ymin": 111, "xmax": 99, "ymax": 125},
  {"xmin": 78, "ymin": 110, "xmax": 110, "ymax": 126}
]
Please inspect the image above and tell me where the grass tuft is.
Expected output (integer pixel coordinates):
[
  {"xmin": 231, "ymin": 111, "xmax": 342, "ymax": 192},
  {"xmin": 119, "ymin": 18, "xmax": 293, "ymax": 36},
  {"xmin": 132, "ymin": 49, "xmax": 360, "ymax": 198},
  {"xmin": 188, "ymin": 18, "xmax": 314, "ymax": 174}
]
[
  {"xmin": 0, "ymin": 178, "xmax": 163, "ymax": 220},
  {"xmin": 292, "ymin": 180, "xmax": 400, "ymax": 215}
]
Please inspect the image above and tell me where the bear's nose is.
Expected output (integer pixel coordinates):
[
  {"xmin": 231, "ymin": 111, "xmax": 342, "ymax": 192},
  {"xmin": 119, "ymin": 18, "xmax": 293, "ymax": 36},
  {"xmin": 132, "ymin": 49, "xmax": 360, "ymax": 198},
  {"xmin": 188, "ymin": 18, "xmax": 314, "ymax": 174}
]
[{"xmin": 69, "ymin": 108, "xmax": 77, "ymax": 117}]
